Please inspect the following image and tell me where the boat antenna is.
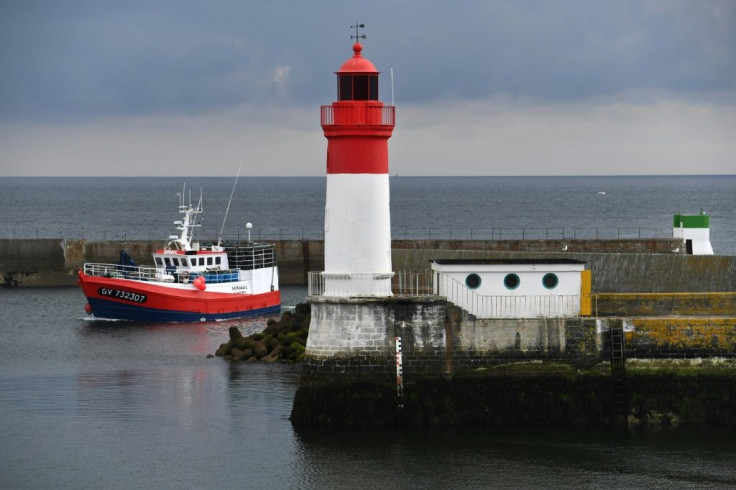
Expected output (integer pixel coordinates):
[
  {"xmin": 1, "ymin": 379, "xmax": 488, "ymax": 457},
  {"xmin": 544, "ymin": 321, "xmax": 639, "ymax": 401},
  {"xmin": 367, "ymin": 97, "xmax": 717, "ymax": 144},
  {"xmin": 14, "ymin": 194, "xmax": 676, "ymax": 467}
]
[
  {"xmin": 218, "ymin": 163, "xmax": 243, "ymax": 246},
  {"xmin": 193, "ymin": 188, "xmax": 203, "ymax": 241}
]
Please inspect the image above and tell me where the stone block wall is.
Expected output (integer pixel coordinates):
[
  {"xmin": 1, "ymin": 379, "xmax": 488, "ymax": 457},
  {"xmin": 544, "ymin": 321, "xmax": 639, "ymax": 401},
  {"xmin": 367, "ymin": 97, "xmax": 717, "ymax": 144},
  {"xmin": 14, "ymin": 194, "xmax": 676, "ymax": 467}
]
[
  {"xmin": 273, "ymin": 240, "xmax": 324, "ymax": 285},
  {"xmin": 623, "ymin": 317, "xmax": 736, "ymax": 358},
  {"xmin": 3, "ymin": 238, "xmax": 735, "ymax": 290},
  {"xmin": 303, "ymin": 296, "xmax": 447, "ymax": 377},
  {"xmin": 0, "ymin": 239, "xmax": 66, "ymax": 270},
  {"xmin": 595, "ymin": 292, "xmax": 736, "ymax": 317},
  {"xmin": 303, "ymin": 295, "xmax": 736, "ymax": 379},
  {"xmin": 303, "ymin": 297, "xmax": 608, "ymax": 378}
]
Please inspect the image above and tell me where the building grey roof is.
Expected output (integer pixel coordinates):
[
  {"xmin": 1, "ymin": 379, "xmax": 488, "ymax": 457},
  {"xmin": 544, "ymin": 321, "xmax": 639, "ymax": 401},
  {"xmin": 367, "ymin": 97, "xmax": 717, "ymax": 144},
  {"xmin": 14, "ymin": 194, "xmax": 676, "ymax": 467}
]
[{"xmin": 431, "ymin": 259, "xmax": 586, "ymax": 265}]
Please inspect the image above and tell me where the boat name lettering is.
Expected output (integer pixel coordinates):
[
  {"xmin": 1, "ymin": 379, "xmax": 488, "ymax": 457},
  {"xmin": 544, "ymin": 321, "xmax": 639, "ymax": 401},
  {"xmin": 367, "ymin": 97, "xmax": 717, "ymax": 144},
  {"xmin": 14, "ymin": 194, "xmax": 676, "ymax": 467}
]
[
  {"xmin": 98, "ymin": 288, "xmax": 147, "ymax": 303},
  {"xmin": 231, "ymin": 285, "xmax": 249, "ymax": 292}
]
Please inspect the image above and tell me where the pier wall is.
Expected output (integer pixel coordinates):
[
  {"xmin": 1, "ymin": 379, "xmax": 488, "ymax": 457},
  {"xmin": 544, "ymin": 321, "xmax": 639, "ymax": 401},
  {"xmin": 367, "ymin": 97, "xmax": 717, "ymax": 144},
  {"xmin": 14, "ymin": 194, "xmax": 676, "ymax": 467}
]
[
  {"xmin": 595, "ymin": 292, "xmax": 736, "ymax": 316},
  {"xmin": 304, "ymin": 297, "xmax": 736, "ymax": 380},
  {"xmin": 2, "ymin": 238, "xmax": 736, "ymax": 292},
  {"xmin": 293, "ymin": 300, "xmax": 736, "ymax": 426}
]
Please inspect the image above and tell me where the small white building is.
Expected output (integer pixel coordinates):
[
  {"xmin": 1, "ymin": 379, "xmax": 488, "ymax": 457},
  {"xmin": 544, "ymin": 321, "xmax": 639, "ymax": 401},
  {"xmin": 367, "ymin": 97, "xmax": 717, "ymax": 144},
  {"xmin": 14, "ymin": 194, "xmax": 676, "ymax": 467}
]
[
  {"xmin": 673, "ymin": 211, "xmax": 714, "ymax": 255},
  {"xmin": 431, "ymin": 259, "xmax": 589, "ymax": 319}
]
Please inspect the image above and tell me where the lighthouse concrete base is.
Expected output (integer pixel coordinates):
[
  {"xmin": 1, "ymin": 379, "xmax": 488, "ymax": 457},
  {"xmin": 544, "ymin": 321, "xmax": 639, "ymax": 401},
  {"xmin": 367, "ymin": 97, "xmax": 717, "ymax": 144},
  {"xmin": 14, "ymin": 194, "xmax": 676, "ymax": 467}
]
[{"xmin": 303, "ymin": 295, "xmax": 447, "ymax": 378}]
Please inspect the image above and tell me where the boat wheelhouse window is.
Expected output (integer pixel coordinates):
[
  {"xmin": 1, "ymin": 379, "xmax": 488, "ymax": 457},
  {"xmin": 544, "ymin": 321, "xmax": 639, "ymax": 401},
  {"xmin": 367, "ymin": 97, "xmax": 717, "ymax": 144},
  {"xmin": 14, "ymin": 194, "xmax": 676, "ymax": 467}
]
[
  {"xmin": 154, "ymin": 257, "xmax": 163, "ymax": 267},
  {"xmin": 215, "ymin": 257, "xmax": 221, "ymax": 266},
  {"xmin": 207, "ymin": 257, "xmax": 213, "ymax": 266},
  {"xmin": 199, "ymin": 257, "xmax": 205, "ymax": 266},
  {"xmin": 164, "ymin": 257, "xmax": 172, "ymax": 266}
]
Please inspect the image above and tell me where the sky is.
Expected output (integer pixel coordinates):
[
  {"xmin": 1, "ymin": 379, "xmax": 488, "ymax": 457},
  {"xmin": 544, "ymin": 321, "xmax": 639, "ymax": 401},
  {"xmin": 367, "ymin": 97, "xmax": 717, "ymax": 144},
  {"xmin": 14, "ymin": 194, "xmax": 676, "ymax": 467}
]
[{"xmin": 0, "ymin": 0, "xmax": 734, "ymax": 177}]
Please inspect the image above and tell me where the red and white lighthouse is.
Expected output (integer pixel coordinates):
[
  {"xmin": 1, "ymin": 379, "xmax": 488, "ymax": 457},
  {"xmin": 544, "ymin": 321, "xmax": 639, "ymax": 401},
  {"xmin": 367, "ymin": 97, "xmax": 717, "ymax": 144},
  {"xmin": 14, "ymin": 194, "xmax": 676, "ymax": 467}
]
[{"xmin": 321, "ymin": 40, "xmax": 395, "ymax": 296}]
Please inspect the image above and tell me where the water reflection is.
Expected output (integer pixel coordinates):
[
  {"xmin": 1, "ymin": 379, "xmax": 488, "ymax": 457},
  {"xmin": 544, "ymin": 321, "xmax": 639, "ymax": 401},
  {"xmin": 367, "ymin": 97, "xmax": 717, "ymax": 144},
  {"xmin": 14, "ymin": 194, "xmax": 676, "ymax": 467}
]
[
  {"xmin": 77, "ymin": 314, "xmax": 276, "ymax": 362},
  {"xmin": 292, "ymin": 425, "xmax": 736, "ymax": 488},
  {"xmin": 4, "ymin": 287, "xmax": 735, "ymax": 488},
  {"xmin": 75, "ymin": 367, "xmax": 228, "ymax": 429}
]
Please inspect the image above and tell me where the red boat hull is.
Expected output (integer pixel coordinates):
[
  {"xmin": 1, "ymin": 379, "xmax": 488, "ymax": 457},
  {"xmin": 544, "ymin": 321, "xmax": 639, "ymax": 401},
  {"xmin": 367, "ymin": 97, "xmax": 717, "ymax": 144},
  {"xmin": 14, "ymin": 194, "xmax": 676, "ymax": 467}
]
[{"xmin": 78, "ymin": 271, "xmax": 280, "ymax": 322}]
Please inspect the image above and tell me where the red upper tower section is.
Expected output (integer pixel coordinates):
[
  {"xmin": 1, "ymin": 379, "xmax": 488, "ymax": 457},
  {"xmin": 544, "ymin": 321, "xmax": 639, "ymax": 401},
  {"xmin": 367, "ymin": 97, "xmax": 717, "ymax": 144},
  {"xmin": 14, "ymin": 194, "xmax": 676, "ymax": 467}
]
[{"xmin": 321, "ymin": 42, "xmax": 395, "ymax": 174}]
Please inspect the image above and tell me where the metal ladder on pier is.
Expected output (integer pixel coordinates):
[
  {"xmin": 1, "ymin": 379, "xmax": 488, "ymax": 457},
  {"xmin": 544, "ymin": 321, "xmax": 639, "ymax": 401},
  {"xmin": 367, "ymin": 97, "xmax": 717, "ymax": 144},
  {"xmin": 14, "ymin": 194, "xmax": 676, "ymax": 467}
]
[{"xmin": 609, "ymin": 324, "xmax": 627, "ymax": 417}]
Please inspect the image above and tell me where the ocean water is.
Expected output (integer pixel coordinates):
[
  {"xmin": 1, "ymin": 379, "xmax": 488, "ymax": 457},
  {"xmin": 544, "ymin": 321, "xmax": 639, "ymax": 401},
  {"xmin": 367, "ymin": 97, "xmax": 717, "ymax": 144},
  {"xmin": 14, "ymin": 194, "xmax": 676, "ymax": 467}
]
[
  {"xmin": 1, "ymin": 287, "xmax": 735, "ymax": 489},
  {"xmin": 1, "ymin": 175, "xmax": 734, "ymax": 254},
  {"xmin": 2, "ymin": 176, "xmax": 736, "ymax": 488}
]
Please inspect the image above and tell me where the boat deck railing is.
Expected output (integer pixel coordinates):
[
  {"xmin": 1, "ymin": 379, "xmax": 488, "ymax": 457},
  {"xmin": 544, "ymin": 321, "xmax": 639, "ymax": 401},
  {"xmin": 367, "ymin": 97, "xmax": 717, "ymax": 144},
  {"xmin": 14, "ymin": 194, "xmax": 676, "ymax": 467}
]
[
  {"xmin": 83, "ymin": 263, "xmax": 243, "ymax": 284},
  {"xmin": 83, "ymin": 263, "xmax": 159, "ymax": 281},
  {"xmin": 220, "ymin": 243, "xmax": 277, "ymax": 270}
]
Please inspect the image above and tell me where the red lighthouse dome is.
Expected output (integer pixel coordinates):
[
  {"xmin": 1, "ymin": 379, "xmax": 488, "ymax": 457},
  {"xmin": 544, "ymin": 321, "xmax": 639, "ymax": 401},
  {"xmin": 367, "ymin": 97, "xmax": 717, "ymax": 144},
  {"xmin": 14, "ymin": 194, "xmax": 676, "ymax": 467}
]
[
  {"xmin": 338, "ymin": 43, "xmax": 378, "ymax": 73},
  {"xmin": 336, "ymin": 43, "xmax": 380, "ymax": 102}
]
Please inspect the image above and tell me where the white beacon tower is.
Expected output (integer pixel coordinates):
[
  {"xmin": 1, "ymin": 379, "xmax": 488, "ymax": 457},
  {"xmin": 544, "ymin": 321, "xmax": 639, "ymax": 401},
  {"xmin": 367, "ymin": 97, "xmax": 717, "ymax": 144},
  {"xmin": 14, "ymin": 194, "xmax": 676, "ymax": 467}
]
[{"xmin": 673, "ymin": 210, "xmax": 714, "ymax": 255}]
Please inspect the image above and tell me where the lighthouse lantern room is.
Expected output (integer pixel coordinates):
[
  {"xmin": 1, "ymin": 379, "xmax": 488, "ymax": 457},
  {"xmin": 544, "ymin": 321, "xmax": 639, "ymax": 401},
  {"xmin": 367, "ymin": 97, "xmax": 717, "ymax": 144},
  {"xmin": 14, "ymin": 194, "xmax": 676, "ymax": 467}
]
[{"xmin": 321, "ymin": 34, "xmax": 395, "ymax": 297}]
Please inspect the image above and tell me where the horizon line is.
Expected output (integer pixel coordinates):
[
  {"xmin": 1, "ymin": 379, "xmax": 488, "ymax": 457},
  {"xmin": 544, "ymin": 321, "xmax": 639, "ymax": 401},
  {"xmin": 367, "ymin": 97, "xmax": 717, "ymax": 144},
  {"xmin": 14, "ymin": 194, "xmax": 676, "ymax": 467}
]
[{"xmin": 1, "ymin": 173, "xmax": 734, "ymax": 179}]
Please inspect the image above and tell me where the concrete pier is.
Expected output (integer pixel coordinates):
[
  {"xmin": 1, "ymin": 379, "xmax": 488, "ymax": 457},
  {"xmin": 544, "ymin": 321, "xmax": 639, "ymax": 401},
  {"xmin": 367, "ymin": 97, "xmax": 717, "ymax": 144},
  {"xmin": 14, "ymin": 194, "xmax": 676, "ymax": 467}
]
[{"xmin": 5, "ymin": 237, "xmax": 732, "ymax": 290}]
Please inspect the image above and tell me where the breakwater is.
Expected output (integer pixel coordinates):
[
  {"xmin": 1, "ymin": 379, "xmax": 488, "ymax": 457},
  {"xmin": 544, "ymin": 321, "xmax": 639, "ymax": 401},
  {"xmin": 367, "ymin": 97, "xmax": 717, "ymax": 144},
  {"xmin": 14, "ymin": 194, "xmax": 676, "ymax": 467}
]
[
  {"xmin": 291, "ymin": 299, "xmax": 736, "ymax": 427},
  {"xmin": 5, "ymin": 237, "xmax": 735, "ymax": 291},
  {"xmin": 291, "ymin": 361, "xmax": 736, "ymax": 427}
]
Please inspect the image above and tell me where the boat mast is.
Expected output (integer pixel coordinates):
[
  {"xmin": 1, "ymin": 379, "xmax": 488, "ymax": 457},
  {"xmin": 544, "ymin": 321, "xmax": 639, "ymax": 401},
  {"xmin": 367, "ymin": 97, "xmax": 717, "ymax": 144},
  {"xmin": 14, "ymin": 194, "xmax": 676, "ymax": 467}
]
[
  {"xmin": 218, "ymin": 163, "xmax": 243, "ymax": 246},
  {"xmin": 171, "ymin": 184, "xmax": 202, "ymax": 251}
]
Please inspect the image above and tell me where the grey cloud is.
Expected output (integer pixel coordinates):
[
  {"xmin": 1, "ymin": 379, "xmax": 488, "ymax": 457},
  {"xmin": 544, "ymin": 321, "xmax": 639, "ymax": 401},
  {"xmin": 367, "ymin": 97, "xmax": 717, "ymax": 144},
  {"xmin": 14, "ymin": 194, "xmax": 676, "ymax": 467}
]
[{"xmin": 1, "ymin": 0, "xmax": 733, "ymax": 122}]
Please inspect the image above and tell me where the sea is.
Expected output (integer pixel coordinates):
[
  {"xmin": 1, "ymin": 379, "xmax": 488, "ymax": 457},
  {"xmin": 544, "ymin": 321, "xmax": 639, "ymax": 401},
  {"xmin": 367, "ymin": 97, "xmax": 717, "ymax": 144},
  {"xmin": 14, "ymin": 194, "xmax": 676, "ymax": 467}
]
[
  {"xmin": 1, "ymin": 175, "xmax": 735, "ymax": 253},
  {"xmin": 1, "ymin": 175, "xmax": 735, "ymax": 488}
]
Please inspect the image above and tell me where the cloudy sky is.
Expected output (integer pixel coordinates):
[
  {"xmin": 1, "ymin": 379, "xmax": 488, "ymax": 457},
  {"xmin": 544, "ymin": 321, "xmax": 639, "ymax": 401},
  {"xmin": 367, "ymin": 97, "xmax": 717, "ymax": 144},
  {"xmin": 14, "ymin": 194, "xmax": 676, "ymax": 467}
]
[{"xmin": 1, "ymin": 0, "xmax": 734, "ymax": 176}]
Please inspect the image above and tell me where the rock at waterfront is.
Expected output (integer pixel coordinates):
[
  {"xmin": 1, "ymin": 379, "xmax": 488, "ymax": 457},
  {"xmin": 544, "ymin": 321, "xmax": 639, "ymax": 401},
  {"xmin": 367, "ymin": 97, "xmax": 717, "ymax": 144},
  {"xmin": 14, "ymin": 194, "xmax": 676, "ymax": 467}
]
[
  {"xmin": 213, "ymin": 303, "xmax": 311, "ymax": 362},
  {"xmin": 228, "ymin": 326, "xmax": 243, "ymax": 341}
]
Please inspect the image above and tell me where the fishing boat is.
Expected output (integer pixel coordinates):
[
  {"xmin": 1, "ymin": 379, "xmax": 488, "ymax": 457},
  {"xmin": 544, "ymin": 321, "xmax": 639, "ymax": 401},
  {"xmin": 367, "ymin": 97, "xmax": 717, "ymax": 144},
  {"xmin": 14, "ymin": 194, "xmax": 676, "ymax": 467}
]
[{"xmin": 77, "ymin": 189, "xmax": 280, "ymax": 322}]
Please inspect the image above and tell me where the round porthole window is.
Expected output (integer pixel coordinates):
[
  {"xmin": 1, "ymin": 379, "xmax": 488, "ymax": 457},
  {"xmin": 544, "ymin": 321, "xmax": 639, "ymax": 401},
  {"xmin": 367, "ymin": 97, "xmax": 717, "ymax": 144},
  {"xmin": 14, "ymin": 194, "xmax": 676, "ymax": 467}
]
[
  {"xmin": 543, "ymin": 273, "xmax": 559, "ymax": 289},
  {"xmin": 465, "ymin": 273, "xmax": 481, "ymax": 289},
  {"xmin": 504, "ymin": 273, "xmax": 520, "ymax": 290}
]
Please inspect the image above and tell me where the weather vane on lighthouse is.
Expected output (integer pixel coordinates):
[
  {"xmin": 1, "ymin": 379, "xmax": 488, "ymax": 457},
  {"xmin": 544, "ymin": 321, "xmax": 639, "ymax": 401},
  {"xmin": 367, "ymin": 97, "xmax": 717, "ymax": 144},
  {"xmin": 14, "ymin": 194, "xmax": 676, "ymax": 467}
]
[{"xmin": 350, "ymin": 22, "xmax": 366, "ymax": 42}]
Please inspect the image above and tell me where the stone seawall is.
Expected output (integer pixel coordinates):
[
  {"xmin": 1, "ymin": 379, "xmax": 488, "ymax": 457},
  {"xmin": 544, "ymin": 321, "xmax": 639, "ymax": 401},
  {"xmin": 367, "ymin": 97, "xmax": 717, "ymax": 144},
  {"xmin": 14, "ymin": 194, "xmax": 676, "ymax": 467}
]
[
  {"xmin": 294, "ymin": 291, "xmax": 736, "ymax": 427},
  {"xmin": 622, "ymin": 317, "xmax": 736, "ymax": 357},
  {"xmin": 304, "ymin": 296, "xmax": 447, "ymax": 377},
  {"xmin": 596, "ymin": 292, "xmax": 736, "ymax": 316},
  {"xmin": 292, "ymin": 363, "xmax": 736, "ymax": 427},
  {"xmin": 0, "ymin": 238, "xmax": 327, "ymax": 287},
  {"xmin": 2, "ymin": 238, "xmax": 734, "ymax": 291},
  {"xmin": 304, "ymin": 296, "xmax": 736, "ymax": 378},
  {"xmin": 294, "ymin": 296, "xmax": 736, "ymax": 426}
]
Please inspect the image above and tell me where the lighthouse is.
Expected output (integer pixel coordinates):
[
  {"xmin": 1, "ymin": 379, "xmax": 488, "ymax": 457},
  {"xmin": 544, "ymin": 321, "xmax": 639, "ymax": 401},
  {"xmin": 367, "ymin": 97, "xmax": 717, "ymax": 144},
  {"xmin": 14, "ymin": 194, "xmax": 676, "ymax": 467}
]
[
  {"xmin": 321, "ymin": 38, "xmax": 396, "ymax": 296},
  {"xmin": 299, "ymin": 30, "xmax": 442, "ymax": 383}
]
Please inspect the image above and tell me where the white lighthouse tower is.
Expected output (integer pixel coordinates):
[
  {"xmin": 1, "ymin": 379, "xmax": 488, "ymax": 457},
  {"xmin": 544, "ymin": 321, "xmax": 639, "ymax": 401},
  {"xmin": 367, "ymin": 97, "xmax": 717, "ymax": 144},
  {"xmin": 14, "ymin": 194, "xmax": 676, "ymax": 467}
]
[{"xmin": 321, "ymin": 35, "xmax": 396, "ymax": 296}]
